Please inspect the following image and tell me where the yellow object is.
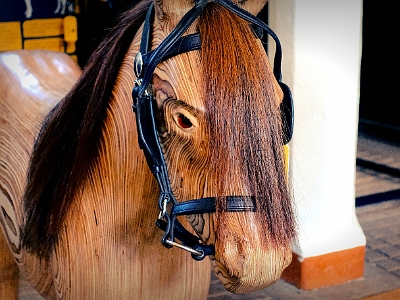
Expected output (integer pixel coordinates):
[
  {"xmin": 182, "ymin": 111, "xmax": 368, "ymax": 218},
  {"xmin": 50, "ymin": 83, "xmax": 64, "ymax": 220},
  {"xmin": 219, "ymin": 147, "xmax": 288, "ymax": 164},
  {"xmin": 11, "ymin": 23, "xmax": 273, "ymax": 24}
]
[
  {"xmin": 65, "ymin": 43, "xmax": 76, "ymax": 54},
  {"xmin": 23, "ymin": 18, "xmax": 64, "ymax": 38},
  {"xmin": 283, "ymin": 144, "xmax": 290, "ymax": 180},
  {"xmin": 0, "ymin": 22, "xmax": 22, "ymax": 51},
  {"xmin": 24, "ymin": 38, "xmax": 64, "ymax": 52},
  {"xmin": 63, "ymin": 16, "xmax": 78, "ymax": 43},
  {"xmin": 64, "ymin": 16, "xmax": 78, "ymax": 53}
]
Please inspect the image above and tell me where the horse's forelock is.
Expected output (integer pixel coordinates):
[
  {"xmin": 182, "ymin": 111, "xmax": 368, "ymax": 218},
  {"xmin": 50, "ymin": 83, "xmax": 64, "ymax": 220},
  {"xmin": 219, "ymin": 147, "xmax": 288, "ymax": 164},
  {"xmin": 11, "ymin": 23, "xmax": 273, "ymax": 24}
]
[{"xmin": 199, "ymin": 3, "xmax": 296, "ymax": 249}]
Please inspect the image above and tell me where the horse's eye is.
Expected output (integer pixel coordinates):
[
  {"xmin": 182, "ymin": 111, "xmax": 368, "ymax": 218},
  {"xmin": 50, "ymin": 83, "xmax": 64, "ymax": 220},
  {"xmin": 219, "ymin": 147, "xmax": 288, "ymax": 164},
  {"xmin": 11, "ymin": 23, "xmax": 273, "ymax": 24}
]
[{"xmin": 176, "ymin": 113, "xmax": 193, "ymax": 129}]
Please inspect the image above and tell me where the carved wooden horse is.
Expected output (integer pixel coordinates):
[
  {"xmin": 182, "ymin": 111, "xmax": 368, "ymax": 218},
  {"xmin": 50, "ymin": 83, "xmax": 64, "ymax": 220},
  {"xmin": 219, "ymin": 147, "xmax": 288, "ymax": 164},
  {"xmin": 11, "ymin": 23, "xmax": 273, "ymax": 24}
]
[{"xmin": 0, "ymin": 0, "xmax": 296, "ymax": 299}]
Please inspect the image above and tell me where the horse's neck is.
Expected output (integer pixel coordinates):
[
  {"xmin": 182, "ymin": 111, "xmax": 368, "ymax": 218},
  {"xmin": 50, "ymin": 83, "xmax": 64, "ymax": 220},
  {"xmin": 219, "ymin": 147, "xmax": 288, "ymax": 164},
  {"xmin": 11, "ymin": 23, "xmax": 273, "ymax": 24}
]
[
  {"xmin": 52, "ymin": 38, "xmax": 210, "ymax": 299},
  {"xmin": 69, "ymin": 76, "xmax": 161, "ymax": 243},
  {"xmin": 69, "ymin": 31, "xmax": 160, "ymax": 240}
]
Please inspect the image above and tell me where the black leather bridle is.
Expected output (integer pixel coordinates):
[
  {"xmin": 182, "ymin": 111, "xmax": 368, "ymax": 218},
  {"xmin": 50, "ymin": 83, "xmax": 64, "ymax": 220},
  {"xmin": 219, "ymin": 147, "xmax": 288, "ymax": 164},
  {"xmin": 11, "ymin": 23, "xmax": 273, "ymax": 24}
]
[{"xmin": 131, "ymin": 0, "xmax": 294, "ymax": 260}]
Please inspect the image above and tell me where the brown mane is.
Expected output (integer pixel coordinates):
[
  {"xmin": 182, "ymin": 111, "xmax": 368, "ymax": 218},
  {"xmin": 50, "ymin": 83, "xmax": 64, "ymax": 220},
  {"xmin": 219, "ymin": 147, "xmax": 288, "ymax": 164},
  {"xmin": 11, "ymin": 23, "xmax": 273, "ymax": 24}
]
[
  {"xmin": 22, "ymin": 0, "xmax": 152, "ymax": 258},
  {"xmin": 199, "ymin": 3, "xmax": 296, "ymax": 249}
]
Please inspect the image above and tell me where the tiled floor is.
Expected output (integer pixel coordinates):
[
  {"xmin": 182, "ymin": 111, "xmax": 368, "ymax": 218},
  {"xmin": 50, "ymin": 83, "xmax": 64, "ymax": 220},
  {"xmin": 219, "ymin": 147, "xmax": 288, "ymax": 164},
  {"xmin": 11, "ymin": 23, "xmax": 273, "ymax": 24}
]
[
  {"xmin": 356, "ymin": 134, "xmax": 400, "ymax": 169},
  {"xmin": 356, "ymin": 133, "xmax": 400, "ymax": 198},
  {"xmin": 18, "ymin": 133, "xmax": 400, "ymax": 299}
]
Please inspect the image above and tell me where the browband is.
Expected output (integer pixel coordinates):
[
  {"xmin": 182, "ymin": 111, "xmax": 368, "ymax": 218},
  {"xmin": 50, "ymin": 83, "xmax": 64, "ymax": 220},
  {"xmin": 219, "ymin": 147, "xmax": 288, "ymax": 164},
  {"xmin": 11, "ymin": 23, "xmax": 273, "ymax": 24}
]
[{"xmin": 132, "ymin": 0, "xmax": 294, "ymax": 260}]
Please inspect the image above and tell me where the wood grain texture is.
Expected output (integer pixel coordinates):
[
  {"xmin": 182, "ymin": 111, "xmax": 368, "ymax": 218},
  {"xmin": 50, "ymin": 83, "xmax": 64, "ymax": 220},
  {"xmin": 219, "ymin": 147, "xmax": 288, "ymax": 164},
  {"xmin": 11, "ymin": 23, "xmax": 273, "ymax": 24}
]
[
  {"xmin": 0, "ymin": 50, "xmax": 81, "ymax": 299},
  {"xmin": 0, "ymin": 0, "xmax": 295, "ymax": 299}
]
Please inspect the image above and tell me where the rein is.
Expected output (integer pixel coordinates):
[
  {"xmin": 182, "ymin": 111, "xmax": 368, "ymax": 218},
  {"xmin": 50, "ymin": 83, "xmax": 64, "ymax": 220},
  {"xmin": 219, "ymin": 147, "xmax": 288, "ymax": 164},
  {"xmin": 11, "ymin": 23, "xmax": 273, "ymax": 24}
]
[{"xmin": 131, "ymin": 0, "xmax": 294, "ymax": 260}]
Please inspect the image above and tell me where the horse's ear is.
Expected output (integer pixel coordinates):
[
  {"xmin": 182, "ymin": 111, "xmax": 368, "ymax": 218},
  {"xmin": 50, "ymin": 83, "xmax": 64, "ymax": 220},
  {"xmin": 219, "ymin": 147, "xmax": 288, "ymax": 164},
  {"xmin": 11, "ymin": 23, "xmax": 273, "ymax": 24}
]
[{"xmin": 239, "ymin": 0, "xmax": 268, "ymax": 16}]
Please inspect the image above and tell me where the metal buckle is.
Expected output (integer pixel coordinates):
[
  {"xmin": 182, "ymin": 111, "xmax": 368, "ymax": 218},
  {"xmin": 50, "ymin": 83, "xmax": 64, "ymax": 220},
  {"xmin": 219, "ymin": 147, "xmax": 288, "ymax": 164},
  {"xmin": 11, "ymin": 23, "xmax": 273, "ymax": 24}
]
[
  {"xmin": 158, "ymin": 195, "xmax": 168, "ymax": 220},
  {"xmin": 134, "ymin": 51, "xmax": 143, "ymax": 77}
]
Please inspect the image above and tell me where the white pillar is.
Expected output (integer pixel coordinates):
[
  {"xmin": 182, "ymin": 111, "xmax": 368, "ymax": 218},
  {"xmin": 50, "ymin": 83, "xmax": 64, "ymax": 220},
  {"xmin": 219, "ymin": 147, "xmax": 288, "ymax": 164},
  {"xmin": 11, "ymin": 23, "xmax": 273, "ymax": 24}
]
[{"xmin": 269, "ymin": 0, "xmax": 366, "ymax": 290}]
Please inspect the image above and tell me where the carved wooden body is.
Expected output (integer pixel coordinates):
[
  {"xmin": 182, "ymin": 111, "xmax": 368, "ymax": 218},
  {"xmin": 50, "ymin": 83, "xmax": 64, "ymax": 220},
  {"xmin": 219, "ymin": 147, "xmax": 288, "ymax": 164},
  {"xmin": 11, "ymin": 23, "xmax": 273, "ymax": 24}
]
[
  {"xmin": 0, "ymin": 1, "xmax": 296, "ymax": 299},
  {"xmin": 0, "ymin": 50, "xmax": 81, "ymax": 299}
]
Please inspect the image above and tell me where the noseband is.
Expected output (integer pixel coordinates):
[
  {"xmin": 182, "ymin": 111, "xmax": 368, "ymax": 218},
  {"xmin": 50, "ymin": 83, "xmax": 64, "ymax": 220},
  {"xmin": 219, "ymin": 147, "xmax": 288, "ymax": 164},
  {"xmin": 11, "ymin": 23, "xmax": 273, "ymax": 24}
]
[{"xmin": 132, "ymin": 0, "xmax": 294, "ymax": 260}]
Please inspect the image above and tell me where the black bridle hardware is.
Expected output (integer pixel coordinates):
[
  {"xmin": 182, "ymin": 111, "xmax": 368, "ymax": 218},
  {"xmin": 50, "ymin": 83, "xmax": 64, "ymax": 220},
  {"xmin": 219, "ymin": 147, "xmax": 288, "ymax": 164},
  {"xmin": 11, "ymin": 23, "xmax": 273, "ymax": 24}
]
[{"xmin": 156, "ymin": 196, "xmax": 256, "ymax": 260}]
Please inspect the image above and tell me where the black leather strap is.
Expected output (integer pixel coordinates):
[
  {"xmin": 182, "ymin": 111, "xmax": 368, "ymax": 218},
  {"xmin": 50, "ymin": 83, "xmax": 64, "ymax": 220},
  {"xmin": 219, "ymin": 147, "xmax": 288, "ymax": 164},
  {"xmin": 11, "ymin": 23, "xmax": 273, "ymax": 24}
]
[
  {"xmin": 142, "ymin": 34, "xmax": 201, "ymax": 66},
  {"xmin": 155, "ymin": 196, "xmax": 255, "ymax": 260},
  {"xmin": 156, "ymin": 219, "xmax": 200, "ymax": 247},
  {"xmin": 139, "ymin": 4, "xmax": 202, "ymax": 69},
  {"xmin": 279, "ymin": 82, "xmax": 294, "ymax": 144},
  {"xmin": 137, "ymin": 1, "xmax": 206, "ymax": 98},
  {"xmin": 140, "ymin": 2, "xmax": 153, "ymax": 55},
  {"xmin": 172, "ymin": 196, "xmax": 256, "ymax": 216}
]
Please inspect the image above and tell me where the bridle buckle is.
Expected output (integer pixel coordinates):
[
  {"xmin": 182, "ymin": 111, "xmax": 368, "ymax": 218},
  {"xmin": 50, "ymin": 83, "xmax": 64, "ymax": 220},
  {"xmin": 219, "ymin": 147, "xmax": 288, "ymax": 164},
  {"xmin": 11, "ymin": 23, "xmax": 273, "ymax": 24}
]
[{"xmin": 158, "ymin": 195, "xmax": 169, "ymax": 220}]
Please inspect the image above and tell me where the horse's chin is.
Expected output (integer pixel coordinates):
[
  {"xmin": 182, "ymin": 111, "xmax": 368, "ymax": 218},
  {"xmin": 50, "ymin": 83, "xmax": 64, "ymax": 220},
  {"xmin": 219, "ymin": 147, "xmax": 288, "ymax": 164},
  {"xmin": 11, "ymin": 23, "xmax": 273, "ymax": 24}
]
[
  {"xmin": 207, "ymin": 211, "xmax": 293, "ymax": 294},
  {"xmin": 211, "ymin": 244, "xmax": 292, "ymax": 294}
]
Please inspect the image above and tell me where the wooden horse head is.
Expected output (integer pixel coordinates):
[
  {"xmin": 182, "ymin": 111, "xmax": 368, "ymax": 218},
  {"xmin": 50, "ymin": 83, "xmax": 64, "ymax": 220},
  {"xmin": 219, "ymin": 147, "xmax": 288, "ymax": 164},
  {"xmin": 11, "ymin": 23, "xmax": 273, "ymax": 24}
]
[
  {"xmin": 18, "ymin": 0, "xmax": 296, "ymax": 297},
  {"xmin": 131, "ymin": 0, "xmax": 296, "ymax": 293}
]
